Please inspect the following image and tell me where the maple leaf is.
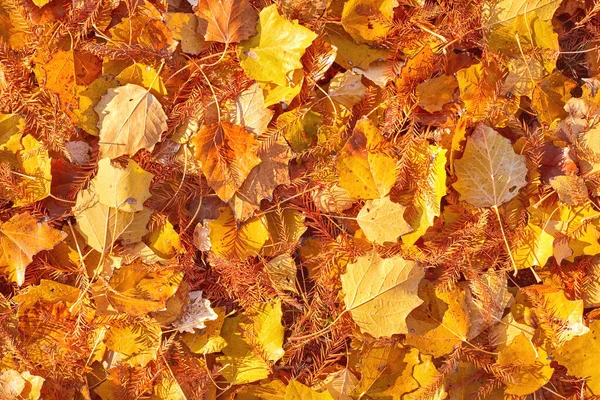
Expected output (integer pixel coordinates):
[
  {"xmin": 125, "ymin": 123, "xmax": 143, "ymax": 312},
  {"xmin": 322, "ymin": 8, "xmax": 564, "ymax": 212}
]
[
  {"xmin": 453, "ymin": 123, "xmax": 527, "ymax": 207},
  {"xmin": 196, "ymin": 0, "xmax": 258, "ymax": 43},
  {"xmin": 0, "ymin": 213, "xmax": 66, "ymax": 286},
  {"xmin": 95, "ymin": 83, "xmax": 168, "ymax": 159},
  {"xmin": 192, "ymin": 122, "xmax": 261, "ymax": 202},
  {"xmin": 341, "ymin": 251, "xmax": 424, "ymax": 337}
]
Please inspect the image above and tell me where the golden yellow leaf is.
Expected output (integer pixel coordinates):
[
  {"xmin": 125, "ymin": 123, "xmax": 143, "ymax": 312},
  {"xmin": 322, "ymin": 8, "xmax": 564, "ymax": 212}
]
[
  {"xmin": 285, "ymin": 380, "xmax": 334, "ymax": 400},
  {"xmin": 0, "ymin": 214, "xmax": 66, "ymax": 286},
  {"xmin": 514, "ymin": 222, "xmax": 554, "ymax": 270},
  {"xmin": 453, "ymin": 123, "xmax": 527, "ymax": 207},
  {"xmin": 181, "ymin": 306, "xmax": 227, "ymax": 354},
  {"xmin": 341, "ymin": 0, "xmax": 398, "ymax": 44},
  {"xmin": 416, "ymin": 75, "xmax": 458, "ymax": 113},
  {"xmin": 497, "ymin": 332, "xmax": 554, "ymax": 395},
  {"xmin": 147, "ymin": 220, "xmax": 181, "ymax": 259},
  {"xmin": 104, "ymin": 318, "xmax": 162, "ymax": 367},
  {"xmin": 555, "ymin": 320, "xmax": 600, "ymax": 393},
  {"xmin": 341, "ymin": 251, "xmax": 424, "ymax": 337},
  {"xmin": 165, "ymin": 13, "xmax": 208, "ymax": 55},
  {"xmin": 207, "ymin": 206, "xmax": 269, "ymax": 259},
  {"xmin": 223, "ymin": 82, "xmax": 274, "ymax": 136},
  {"xmin": 337, "ymin": 117, "xmax": 398, "ymax": 200}
]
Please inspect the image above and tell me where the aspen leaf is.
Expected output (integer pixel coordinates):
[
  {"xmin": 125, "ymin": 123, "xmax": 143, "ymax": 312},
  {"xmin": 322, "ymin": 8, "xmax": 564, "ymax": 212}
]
[
  {"xmin": 224, "ymin": 82, "xmax": 274, "ymax": 136},
  {"xmin": 73, "ymin": 184, "xmax": 138, "ymax": 253},
  {"xmin": 229, "ymin": 135, "xmax": 291, "ymax": 221},
  {"xmin": 550, "ymin": 175, "xmax": 589, "ymax": 205},
  {"xmin": 497, "ymin": 332, "xmax": 554, "ymax": 395},
  {"xmin": 239, "ymin": 5, "xmax": 317, "ymax": 87},
  {"xmin": 328, "ymin": 71, "xmax": 367, "ymax": 109},
  {"xmin": 265, "ymin": 254, "xmax": 298, "ymax": 293},
  {"xmin": 147, "ymin": 220, "xmax": 181, "ymax": 258},
  {"xmin": 94, "ymin": 158, "xmax": 153, "ymax": 212},
  {"xmin": 341, "ymin": 251, "xmax": 424, "ymax": 337},
  {"xmin": 324, "ymin": 24, "xmax": 389, "ymax": 70},
  {"xmin": 192, "ymin": 122, "xmax": 261, "ymax": 202},
  {"xmin": 285, "ymin": 380, "xmax": 334, "ymax": 400},
  {"xmin": 196, "ymin": 0, "xmax": 258, "ymax": 43},
  {"xmin": 323, "ymin": 369, "xmax": 358, "ymax": 400},
  {"xmin": 13, "ymin": 279, "xmax": 80, "ymax": 314},
  {"xmin": 457, "ymin": 63, "xmax": 501, "ymax": 121},
  {"xmin": 165, "ymin": 13, "xmax": 208, "ymax": 55},
  {"xmin": 555, "ymin": 320, "xmax": 600, "ymax": 393},
  {"xmin": 0, "ymin": 213, "xmax": 66, "ymax": 286},
  {"xmin": 217, "ymin": 299, "xmax": 284, "ymax": 384},
  {"xmin": 357, "ymin": 196, "xmax": 413, "ymax": 244},
  {"xmin": 95, "ymin": 83, "xmax": 168, "ymax": 159},
  {"xmin": 13, "ymin": 135, "xmax": 52, "ymax": 207},
  {"xmin": 181, "ymin": 306, "xmax": 227, "ymax": 354},
  {"xmin": 416, "ymin": 75, "xmax": 458, "ymax": 113},
  {"xmin": 341, "ymin": 0, "xmax": 398, "ymax": 44},
  {"xmin": 532, "ymin": 72, "xmax": 576, "ymax": 125},
  {"xmin": 489, "ymin": 0, "xmax": 562, "ymax": 24},
  {"xmin": 207, "ymin": 206, "xmax": 269, "ymax": 259},
  {"xmin": 104, "ymin": 318, "xmax": 162, "ymax": 367},
  {"xmin": 514, "ymin": 223, "xmax": 554, "ymax": 270},
  {"xmin": 453, "ymin": 124, "xmax": 527, "ymax": 207},
  {"xmin": 337, "ymin": 117, "xmax": 399, "ymax": 200}
]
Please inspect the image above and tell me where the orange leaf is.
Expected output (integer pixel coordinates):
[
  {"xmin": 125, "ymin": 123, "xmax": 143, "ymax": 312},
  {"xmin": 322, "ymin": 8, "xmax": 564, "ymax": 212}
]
[
  {"xmin": 192, "ymin": 122, "xmax": 261, "ymax": 201},
  {"xmin": 196, "ymin": 0, "xmax": 258, "ymax": 43},
  {"xmin": 0, "ymin": 213, "xmax": 66, "ymax": 286}
]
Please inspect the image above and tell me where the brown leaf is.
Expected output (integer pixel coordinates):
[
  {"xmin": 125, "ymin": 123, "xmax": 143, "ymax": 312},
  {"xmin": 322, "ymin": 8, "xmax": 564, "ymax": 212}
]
[{"xmin": 196, "ymin": 0, "xmax": 258, "ymax": 43}]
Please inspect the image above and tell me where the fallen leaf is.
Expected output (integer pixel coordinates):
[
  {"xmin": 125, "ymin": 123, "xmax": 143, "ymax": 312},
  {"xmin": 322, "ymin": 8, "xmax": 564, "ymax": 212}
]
[
  {"xmin": 453, "ymin": 123, "xmax": 527, "ymax": 207},
  {"xmin": 357, "ymin": 196, "xmax": 413, "ymax": 244},
  {"xmin": 341, "ymin": 251, "xmax": 424, "ymax": 337},
  {"xmin": 341, "ymin": 0, "xmax": 398, "ymax": 44},
  {"xmin": 172, "ymin": 290, "xmax": 218, "ymax": 333},
  {"xmin": 94, "ymin": 158, "xmax": 154, "ymax": 212},
  {"xmin": 196, "ymin": 0, "xmax": 258, "ymax": 43},
  {"xmin": 239, "ymin": 5, "xmax": 317, "ymax": 87},
  {"xmin": 285, "ymin": 380, "xmax": 334, "ymax": 400},
  {"xmin": 416, "ymin": 75, "xmax": 458, "ymax": 113},
  {"xmin": 0, "ymin": 213, "xmax": 66, "ymax": 286},
  {"xmin": 192, "ymin": 122, "xmax": 261, "ymax": 202},
  {"xmin": 95, "ymin": 83, "xmax": 168, "ymax": 159}
]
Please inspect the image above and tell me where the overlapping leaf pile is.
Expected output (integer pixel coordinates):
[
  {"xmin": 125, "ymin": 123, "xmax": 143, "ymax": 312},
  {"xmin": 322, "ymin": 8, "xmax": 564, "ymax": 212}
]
[{"xmin": 1, "ymin": 0, "xmax": 600, "ymax": 398}]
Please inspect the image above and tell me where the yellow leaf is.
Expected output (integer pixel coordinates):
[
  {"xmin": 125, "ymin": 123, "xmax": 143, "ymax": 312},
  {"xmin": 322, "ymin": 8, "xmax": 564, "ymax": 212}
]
[
  {"xmin": 96, "ymin": 261, "xmax": 182, "ymax": 317},
  {"xmin": 324, "ymin": 24, "xmax": 389, "ymax": 70},
  {"xmin": 555, "ymin": 320, "xmax": 600, "ymax": 394},
  {"xmin": 192, "ymin": 122, "xmax": 261, "ymax": 201},
  {"xmin": 416, "ymin": 75, "xmax": 458, "ymax": 113},
  {"xmin": 95, "ymin": 83, "xmax": 168, "ymax": 159},
  {"xmin": 514, "ymin": 223, "xmax": 554, "ymax": 270},
  {"xmin": 550, "ymin": 175, "xmax": 589, "ymax": 205},
  {"xmin": 402, "ymin": 146, "xmax": 447, "ymax": 246},
  {"xmin": 263, "ymin": 208, "xmax": 307, "ymax": 255},
  {"xmin": 328, "ymin": 71, "xmax": 367, "ymax": 109},
  {"xmin": 323, "ymin": 369, "xmax": 358, "ymax": 400},
  {"xmin": 357, "ymin": 196, "xmax": 413, "ymax": 244},
  {"xmin": 13, "ymin": 279, "xmax": 81, "ymax": 314},
  {"xmin": 353, "ymin": 342, "xmax": 420, "ymax": 398},
  {"xmin": 239, "ymin": 5, "xmax": 317, "ymax": 87},
  {"xmin": 532, "ymin": 72, "xmax": 576, "ymax": 125},
  {"xmin": 488, "ymin": 0, "xmax": 561, "ymax": 24},
  {"xmin": 207, "ymin": 206, "xmax": 269, "ymax": 259},
  {"xmin": 341, "ymin": 0, "xmax": 398, "ymax": 44},
  {"xmin": 104, "ymin": 318, "xmax": 162, "ymax": 367},
  {"xmin": 148, "ymin": 220, "xmax": 181, "ymax": 258},
  {"xmin": 406, "ymin": 280, "xmax": 470, "ymax": 357},
  {"xmin": 13, "ymin": 135, "xmax": 52, "ymax": 207},
  {"xmin": 502, "ymin": 56, "xmax": 546, "ymax": 97},
  {"xmin": 497, "ymin": 332, "xmax": 554, "ymax": 395},
  {"xmin": 453, "ymin": 123, "xmax": 527, "ymax": 207},
  {"xmin": 265, "ymin": 254, "xmax": 298, "ymax": 294},
  {"xmin": 252, "ymin": 299, "xmax": 285, "ymax": 362},
  {"xmin": 115, "ymin": 64, "xmax": 168, "ymax": 99},
  {"xmin": 285, "ymin": 380, "xmax": 334, "ymax": 400},
  {"xmin": 223, "ymin": 82, "xmax": 274, "ymax": 136},
  {"xmin": 94, "ymin": 158, "xmax": 153, "ymax": 212},
  {"xmin": 0, "ymin": 214, "xmax": 66, "ymax": 286},
  {"xmin": 0, "ymin": 113, "xmax": 24, "ymax": 151},
  {"xmin": 0, "ymin": 369, "xmax": 44, "ymax": 400},
  {"xmin": 181, "ymin": 306, "xmax": 227, "ymax": 354},
  {"xmin": 341, "ymin": 251, "xmax": 424, "ymax": 337},
  {"xmin": 150, "ymin": 375, "xmax": 186, "ymax": 400},
  {"xmin": 74, "ymin": 184, "xmax": 137, "ymax": 253},
  {"xmin": 337, "ymin": 117, "xmax": 398, "ymax": 200},
  {"xmin": 456, "ymin": 63, "xmax": 501, "ymax": 121}
]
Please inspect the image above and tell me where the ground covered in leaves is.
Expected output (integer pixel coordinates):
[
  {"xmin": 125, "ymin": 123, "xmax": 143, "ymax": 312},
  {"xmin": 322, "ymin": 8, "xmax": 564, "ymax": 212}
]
[{"xmin": 1, "ymin": 0, "xmax": 600, "ymax": 398}]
